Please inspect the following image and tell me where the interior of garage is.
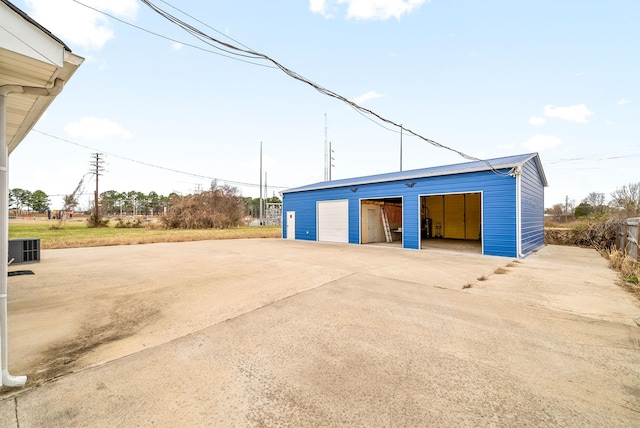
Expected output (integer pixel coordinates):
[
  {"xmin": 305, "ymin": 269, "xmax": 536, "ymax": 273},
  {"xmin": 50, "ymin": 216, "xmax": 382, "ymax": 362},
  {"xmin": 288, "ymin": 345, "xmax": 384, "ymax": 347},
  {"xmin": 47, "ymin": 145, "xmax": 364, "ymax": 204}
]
[
  {"xmin": 420, "ymin": 193, "xmax": 482, "ymax": 253},
  {"xmin": 360, "ymin": 198, "xmax": 403, "ymax": 244}
]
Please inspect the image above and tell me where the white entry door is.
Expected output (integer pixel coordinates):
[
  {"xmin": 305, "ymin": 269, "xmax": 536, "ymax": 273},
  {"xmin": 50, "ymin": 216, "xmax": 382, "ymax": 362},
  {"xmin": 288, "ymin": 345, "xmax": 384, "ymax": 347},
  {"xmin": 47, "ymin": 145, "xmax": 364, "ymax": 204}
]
[
  {"xmin": 286, "ymin": 211, "xmax": 295, "ymax": 240},
  {"xmin": 317, "ymin": 200, "xmax": 349, "ymax": 243}
]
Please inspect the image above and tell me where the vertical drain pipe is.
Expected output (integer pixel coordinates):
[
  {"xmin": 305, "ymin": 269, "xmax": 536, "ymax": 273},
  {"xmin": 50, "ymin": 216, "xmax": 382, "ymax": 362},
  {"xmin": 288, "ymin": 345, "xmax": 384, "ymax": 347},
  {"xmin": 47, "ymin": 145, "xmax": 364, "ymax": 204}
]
[
  {"xmin": 0, "ymin": 89, "xmax": 26, "ymax": 387},
  {"xmin": 0, "ymin": 79, "xmax": 63, "ymax": 387},
  {"xmin": 511, "ymin": 165, "xmax": 524, "ymax": 258}
]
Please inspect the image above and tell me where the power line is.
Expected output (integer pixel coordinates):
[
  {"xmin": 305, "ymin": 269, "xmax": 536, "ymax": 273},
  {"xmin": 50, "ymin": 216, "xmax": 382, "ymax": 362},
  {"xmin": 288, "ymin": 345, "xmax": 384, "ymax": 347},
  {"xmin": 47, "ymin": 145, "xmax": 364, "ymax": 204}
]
[
  {"xmin": 139, "ymin": 0, "xmax": 512, "ymax": 177},
  {"xmin": 72, "ymin": 0, "xmax": 511, "ymax": 177},
  {"xmin": 31, "ymin": 130, "xmax": 290, "ymax": 189},
  {"xmin": 156, "ymin": 0, "xmax": 256, "ymax": 52},
  {"xmin": 73, "ymin": 0, "xmax": 408, "ymax": 137},
  {"xmin": 71, "ymin": 0, "xmax": 275, "ymax": 68},
  {"xmin": 548, "ymin": 153, "xmax": 640, "ymax": 164}
]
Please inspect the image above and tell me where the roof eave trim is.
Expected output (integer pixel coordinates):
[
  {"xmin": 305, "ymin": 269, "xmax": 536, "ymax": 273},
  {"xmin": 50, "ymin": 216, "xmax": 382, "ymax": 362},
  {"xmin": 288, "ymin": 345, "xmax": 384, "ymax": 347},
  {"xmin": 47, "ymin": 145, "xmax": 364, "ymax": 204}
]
[
  {"xmin": 1, "ymin": 0, "xmax": 72, "ymax": 52},
  {"xmin": 283, "ymin": 163, "xmax": 519, "ymax": 194},
  {"xmin": 534, "ymin": 155, "xmax": 549, "ymax": 187}
]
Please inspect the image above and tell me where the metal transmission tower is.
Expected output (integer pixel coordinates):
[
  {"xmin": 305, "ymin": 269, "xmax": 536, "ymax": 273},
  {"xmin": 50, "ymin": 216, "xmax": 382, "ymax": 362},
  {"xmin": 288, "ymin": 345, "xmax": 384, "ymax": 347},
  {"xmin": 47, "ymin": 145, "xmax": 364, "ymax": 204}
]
[{"xmin": 90, "ymin": 153, "xmax": 105, "ymax": 218}]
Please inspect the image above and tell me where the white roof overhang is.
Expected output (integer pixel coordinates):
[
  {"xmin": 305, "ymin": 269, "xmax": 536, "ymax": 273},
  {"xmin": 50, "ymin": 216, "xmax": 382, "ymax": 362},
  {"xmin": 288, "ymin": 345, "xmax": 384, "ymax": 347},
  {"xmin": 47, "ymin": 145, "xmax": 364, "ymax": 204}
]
[{"xmin": 1, "ymin": 0, "xmax": 84, "ymax": 154}]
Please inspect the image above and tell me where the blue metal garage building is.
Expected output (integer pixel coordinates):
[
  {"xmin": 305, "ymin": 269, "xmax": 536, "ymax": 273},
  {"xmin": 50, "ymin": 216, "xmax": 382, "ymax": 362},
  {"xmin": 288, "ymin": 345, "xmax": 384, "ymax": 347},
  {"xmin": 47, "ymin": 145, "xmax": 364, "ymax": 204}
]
[{"xmin": 282, "ymin": 153, "xmax": 547, "ymax": 258}]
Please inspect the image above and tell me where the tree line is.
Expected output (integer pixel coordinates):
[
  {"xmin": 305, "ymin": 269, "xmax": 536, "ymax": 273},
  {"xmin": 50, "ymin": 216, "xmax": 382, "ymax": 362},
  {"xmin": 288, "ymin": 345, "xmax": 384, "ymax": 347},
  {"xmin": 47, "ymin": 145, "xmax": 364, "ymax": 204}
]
[
  {"xmin": 9, "ymin": 189, "xmax": 50, "ymax": 214},
  {"xmin": 9, "ymin": 186, "xmax": 282, "ymax": 220},
  {"xmin": 546, "ymin": 182, "xmax": 640, "ymax": 221}
]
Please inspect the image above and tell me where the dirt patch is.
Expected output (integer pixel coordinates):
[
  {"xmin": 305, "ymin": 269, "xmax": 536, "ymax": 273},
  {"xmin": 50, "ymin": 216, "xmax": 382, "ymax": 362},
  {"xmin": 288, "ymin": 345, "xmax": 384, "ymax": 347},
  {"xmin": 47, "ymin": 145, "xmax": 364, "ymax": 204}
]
[
  {"xmin": 23, "ymin": 298, "xmax": 160, "ymax": 389},
  {"xmin": 619, "ymin": 280, "xmax": 640, "ymax": 300}
]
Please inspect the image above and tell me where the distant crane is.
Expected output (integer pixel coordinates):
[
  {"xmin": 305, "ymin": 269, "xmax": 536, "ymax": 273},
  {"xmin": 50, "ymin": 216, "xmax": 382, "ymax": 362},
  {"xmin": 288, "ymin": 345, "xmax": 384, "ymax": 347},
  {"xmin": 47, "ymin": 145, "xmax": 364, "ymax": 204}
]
[{"xmin": 51, "ymin": 173, "xmax": 91, "ymax": 226}]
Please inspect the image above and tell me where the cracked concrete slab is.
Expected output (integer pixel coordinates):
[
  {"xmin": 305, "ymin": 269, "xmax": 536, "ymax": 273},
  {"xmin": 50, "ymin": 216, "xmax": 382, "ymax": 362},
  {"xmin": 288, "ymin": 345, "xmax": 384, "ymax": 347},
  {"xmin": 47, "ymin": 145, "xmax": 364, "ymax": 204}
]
[{"xmin": 1, "ymin": 240, "xmax": 639, "ymax": 426}]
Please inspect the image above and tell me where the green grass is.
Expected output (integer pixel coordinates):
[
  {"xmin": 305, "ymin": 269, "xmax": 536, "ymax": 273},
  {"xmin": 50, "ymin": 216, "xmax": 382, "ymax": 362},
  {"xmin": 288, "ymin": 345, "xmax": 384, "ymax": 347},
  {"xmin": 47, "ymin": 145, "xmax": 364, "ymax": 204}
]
[{"xmin": 9, "ymin": 218, "xmax": 282, "ymax": 249}]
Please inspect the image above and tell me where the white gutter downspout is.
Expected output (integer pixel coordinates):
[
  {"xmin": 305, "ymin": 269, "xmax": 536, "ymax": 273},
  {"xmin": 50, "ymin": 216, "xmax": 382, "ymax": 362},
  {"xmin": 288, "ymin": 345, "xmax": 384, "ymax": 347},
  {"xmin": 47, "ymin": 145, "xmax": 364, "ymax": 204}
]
[
  {"xmin": 512, "ymin": 166, "xmax": 524, "ymax": 258},
  {"xmin": 0, "ymin": 78, "xmax": 64, "ymax": 387}
]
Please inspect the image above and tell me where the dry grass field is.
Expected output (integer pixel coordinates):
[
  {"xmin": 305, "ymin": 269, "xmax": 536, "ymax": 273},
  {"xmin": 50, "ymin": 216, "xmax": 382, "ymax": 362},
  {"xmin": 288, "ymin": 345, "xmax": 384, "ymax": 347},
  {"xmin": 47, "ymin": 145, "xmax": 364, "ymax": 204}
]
[{"xmin": 8, "ymin": 217, "xmax": 281, "ymax": 249}]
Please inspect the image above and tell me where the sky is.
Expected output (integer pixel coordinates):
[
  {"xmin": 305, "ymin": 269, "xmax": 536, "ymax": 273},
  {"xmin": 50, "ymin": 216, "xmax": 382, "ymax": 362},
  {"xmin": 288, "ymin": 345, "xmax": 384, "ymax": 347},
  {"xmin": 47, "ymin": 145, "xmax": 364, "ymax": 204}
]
[{"xmin": 7, "ymin": 0, "xmax": 639, "ymax": 210}]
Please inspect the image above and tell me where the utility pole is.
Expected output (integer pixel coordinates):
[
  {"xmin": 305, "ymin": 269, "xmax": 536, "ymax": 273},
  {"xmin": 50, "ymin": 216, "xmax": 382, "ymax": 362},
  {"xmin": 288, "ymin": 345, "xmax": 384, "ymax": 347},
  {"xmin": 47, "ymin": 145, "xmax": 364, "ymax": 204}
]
[
  {"xmin": 259, "ymin": 142, "xmax": 263, "ymax": 226},
  {"xmin": 90, "ymin": 153, "xmax": 105, "ymax": 219},
  {"xmin": 400, "ymin": 124, "xmax": 403, "ymax": 172},
  {"xmin": 324, "ymin": 113, "xmax": 328, "ymax": 181}
]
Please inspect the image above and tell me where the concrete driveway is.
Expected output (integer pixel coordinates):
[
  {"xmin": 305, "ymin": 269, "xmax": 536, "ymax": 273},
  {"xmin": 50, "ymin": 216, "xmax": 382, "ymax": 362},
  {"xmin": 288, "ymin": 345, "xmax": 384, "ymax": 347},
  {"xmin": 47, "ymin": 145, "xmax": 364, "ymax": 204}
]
[{"xmin": 1, "ymin": 240, "xmax": 639, "ymax": 426}]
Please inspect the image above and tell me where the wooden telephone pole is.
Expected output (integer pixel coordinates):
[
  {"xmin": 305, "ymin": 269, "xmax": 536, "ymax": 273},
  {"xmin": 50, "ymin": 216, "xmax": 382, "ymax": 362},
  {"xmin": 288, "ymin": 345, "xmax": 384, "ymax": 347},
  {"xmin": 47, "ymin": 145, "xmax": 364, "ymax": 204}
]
[{"xmin": 90, "ymin": 153, "xmax": 105, "ymax": 219}]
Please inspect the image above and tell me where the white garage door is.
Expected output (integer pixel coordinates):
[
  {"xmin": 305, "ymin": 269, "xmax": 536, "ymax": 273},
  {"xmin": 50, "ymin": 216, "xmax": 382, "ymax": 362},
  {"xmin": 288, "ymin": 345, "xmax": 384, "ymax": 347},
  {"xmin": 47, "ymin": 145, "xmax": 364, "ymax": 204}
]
[{"xmin": 317, "ymin": 200, "xmax": 349, "ymax": 243}]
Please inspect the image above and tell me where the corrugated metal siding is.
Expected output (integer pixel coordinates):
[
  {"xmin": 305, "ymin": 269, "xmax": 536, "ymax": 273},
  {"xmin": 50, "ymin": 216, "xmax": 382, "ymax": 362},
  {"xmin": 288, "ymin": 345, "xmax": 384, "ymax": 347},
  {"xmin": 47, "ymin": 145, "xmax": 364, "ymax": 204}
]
[
  {"xmin": 282, "ymin": 192, "xmax": 317, "ymax": 240},
  {"xmin": 348, "ymin": 198, "xmax": 360, "ymax": 244},
  {"xmin": 520, "ymin": 158, "xmax": 545, "ymax": 255},
  {"xmin": 484, "ymin": 183, "xmax": 517, "ymax": 257},
  {"xmin": 283, "ymin": 166, "xmax": 526, "ymax": 257},
  {"xmin": 403, "ymin": 196, "xmax": 419, "ymax": 249},
  {"xmin": 410, "ymin": 171, "xmax": 516, "ymax": 256},
  {"xmin": 283, "ymin": 187, "xmax": 357, "ymax": 241}
]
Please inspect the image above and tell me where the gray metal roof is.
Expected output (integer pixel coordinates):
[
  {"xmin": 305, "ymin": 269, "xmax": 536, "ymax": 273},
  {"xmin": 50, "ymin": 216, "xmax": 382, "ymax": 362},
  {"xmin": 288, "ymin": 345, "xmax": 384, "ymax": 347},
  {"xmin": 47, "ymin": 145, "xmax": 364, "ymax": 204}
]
[{"xmin": 283, "ymin": 152, "xmax": 547, "ymax": 194}]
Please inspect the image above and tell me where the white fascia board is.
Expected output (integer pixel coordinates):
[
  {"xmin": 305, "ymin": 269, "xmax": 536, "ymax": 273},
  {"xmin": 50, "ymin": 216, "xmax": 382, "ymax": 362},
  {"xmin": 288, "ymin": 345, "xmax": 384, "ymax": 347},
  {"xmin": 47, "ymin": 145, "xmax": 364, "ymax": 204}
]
[{"xmin": 1, "ymin": 3, "xmax": 64, "ymax": 67}]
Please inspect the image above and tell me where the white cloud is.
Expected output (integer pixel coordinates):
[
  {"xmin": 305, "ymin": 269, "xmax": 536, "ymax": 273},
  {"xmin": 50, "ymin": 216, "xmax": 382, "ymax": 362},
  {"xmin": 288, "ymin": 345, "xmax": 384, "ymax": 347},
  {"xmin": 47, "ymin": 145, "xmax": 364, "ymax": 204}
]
[
  {"xmin": 521, "ymin": 134, "xmax": 562, "ymax": 151},
  {"xmin": 497, "ymin": 143, "xmax": 515, "ymax": 150},
  {"xmin": 543, "ymin": 104, "xmax": 593, "ymax": 123},
  {"xmin": 171, "ymin": 42, "xmax": 184, "ymax": 51},
  {"xmin": 617, "ymin": 98, "xmax": 631, "ymax": 106},
  {"xmin": 64, "ymin": 117, "xmax": 131, "ymax": 140},
  {"xmin": 528, "ymin": 116, "xmax": 546, "ymax": 126},
  {"xmin": 352, "ymin": 91, "xmax": 383, "ymax": 105},
  {"xmin": 310, "ymin": 0, "xmax": 329, "ymax": 16},
  {"xmin": 310, "ymin": 0, "xmax": 428, "ymax": 20},
  {"xmin": 25, "ymin": 0, "xmax": 139, "ymax": 51}
]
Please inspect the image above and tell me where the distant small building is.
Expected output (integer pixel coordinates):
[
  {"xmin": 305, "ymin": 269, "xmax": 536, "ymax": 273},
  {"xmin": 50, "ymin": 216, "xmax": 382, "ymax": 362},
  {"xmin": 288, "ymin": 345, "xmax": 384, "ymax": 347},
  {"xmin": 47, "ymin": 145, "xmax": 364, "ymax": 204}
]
[{"xmin": 282, "ymin": 153, "xmax": 547, "ymax": 258}]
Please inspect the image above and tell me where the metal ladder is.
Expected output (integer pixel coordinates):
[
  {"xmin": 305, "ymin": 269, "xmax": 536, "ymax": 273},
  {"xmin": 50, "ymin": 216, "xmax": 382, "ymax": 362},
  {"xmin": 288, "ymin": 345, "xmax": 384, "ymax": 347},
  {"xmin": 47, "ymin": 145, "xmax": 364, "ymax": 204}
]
[{"xmin": 381, "ymin": 206, "xmax": 392, "ymax": 243}]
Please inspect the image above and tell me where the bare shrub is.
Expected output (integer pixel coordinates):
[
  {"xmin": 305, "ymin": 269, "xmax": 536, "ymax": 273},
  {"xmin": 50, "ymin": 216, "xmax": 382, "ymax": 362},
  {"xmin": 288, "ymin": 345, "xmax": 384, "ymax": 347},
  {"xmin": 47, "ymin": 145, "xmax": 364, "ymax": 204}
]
[
  {"xmin": 114, "ymin": 219, "xmax": 143, "ymax": 229},
  {"xmin": 162, "ymin": 181, "xmax": 244, "ymax": 229},
  {"xmin": 605, "ymin": 248, "xmax": 639, "ymax": 296},
  {"xmin": 545, "ymin": 218, "xmax": 622, "ymax": 248},
  {"xmin": 608, "ymin": 249, "xmax": 639, "ymax": 281}
]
